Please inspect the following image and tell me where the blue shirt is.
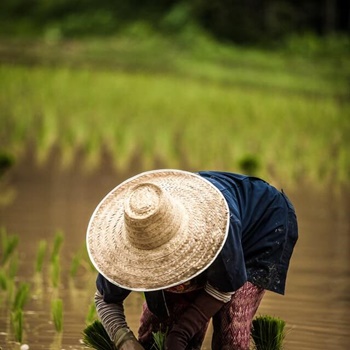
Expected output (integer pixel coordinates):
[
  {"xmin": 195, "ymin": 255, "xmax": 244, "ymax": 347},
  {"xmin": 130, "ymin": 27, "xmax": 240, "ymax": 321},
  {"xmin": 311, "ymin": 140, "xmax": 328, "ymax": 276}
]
[
  {"xmin": 96, "ymin": 171, "xmax": 298, "ymax": 316},
  {"xmin": 199, "ymin": 171, "xmax": 298, "ymax": 294}
]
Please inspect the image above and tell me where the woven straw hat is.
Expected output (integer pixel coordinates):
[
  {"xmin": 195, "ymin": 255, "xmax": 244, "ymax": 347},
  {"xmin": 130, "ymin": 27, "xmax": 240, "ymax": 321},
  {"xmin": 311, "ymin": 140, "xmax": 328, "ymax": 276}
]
[{"xmin": 86, "ymin": 169, "xmax": 230, "ymax": 291}]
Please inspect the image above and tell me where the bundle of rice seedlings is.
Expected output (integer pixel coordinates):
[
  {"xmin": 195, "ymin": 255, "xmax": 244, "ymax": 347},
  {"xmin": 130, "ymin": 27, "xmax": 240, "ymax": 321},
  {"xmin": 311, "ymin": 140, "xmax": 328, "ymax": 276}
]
[
  {"xmin": 251, "ymin": 315, "xmax": 286, "ymax": 350},
  {"xmin": 82, "ymin": 320, "xmax": 116, "ymax": 350},
  {"xmin": 83, "ymin": 320, "xmax": 167, "ymax": 350},
  {"xmin": 151, "ymin": 329, "xmax": 167, "ymax": 350}
]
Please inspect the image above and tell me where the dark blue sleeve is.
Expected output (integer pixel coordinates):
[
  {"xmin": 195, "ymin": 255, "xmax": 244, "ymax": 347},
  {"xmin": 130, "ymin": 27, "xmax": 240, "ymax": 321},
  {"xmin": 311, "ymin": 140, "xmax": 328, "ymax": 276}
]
[{"xmin": 96, "ymin": 273, "xmax": 131, "ymax": 303}]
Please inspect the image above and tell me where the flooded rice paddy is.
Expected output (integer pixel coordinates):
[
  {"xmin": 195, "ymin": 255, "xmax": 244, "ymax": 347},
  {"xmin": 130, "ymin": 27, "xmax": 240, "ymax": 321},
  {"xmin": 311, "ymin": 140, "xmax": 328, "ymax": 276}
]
[{"xmin": 0, "ymin": 152, "xmax": 349, "ymax": 350}]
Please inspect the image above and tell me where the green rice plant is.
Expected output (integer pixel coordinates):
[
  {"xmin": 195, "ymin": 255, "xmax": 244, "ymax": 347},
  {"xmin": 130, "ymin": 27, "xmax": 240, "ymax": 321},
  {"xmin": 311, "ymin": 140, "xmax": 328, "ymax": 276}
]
[
  {"xmin": 8, "ymin": 251, "xmax": 19, "ymax": 279},
  {"xmin": 151, "ymin": 328, "xmax": 167, "ymax": 350},
  {"xmin": 70, "ymin": 251, "xmax": 82, "ymax": 278},
  {"xmin": 4, "ymin": 278, "xmax": 15, "ymax": 305},
  {"xmin": 79, "ymin": 243, "xmax": 97, "ymax": 273},
  {"xmin": 85, "ymin": 301, "xmax": 97, "ymax": 325},
  {"xmin": 50, "ymin": 230, "xmax": 64, "ymax": 262},
  {"xmin": 11, "ymin": 308, "xmax": 23, "ymax": 343},
  {"xmin": 87, "ymin": 255, "xmax": 98, "ymax": 273},
  {"xmin": 35, "ymin": 240, "xmax": 47, "ymax": 273},
  {"xmin": 51, "ymin": 298, "xmax": 63, "ymax": 332},
  {"xmin": 82, "ymin": 320, "xmax": 116, "ymax": 350},
  {"xmin": 0, "ymin": 227, "xmax": 19, "ymax": 266},
  {"xmin": 0, "ymin": 34, "xmax": 349, "ymax": 188},
  {"xmin": 83, "ymin": 320, "xmax": 167, "ymax": 350},
  {"xmin": 0, "ymin": 269, "xmax": 8, "ymax": 290},
  {"xmin": 251, "ymin": 315, "xmax": 286, "ymax": 350},
  {"xmin": 51, "ymin": 255, "xmax": 60, "ymax": 288},
  {"xmin": 12, "ymin": 282, "xmax": 30, "ymax": 311}
]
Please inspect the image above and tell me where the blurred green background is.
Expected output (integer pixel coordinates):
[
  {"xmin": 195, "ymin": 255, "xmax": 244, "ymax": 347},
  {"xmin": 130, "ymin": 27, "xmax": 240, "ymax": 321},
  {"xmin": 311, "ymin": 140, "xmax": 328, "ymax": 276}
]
[{"xmin": 0, "ymin": 0, "xmax": 349, "ymax": 188}]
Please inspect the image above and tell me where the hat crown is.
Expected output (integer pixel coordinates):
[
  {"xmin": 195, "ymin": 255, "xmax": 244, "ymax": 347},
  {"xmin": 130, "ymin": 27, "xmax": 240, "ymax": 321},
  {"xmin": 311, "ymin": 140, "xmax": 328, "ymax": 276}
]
[
  {"xmin": 127, "ymin": 182, "xmax": 161, "ymax": 218},
  {"xmin": 123, "ymin": 183, "xmax": 186, "ymax": 250}
]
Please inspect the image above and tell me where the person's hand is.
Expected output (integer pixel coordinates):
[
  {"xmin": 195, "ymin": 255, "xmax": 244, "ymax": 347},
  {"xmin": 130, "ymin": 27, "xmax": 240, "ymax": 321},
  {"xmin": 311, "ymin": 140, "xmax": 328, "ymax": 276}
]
[
  {"xmin": 119, "ymin": 338, "xmax": 145, "ymax": 350},
  {"xmin": 165, "ymin": 304, "xmax": 207, "ymax": 350},
  {"xmin": 114, "ymin": 328, "xmax": 145, "ymax": 350},
  {"xmin": 165, "ymin": 291, "xmax": 225, "ymax": 350},
  {"xmin": 165, "ymin": 329, "xmax": 187, "ymax": 350}
]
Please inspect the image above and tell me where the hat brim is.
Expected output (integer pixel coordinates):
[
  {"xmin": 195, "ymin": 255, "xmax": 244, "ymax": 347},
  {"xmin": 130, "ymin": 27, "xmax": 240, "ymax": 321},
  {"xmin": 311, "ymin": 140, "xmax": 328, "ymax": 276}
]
[{"xmin": 86, "ymin": 169, "xmax": 230, "ymax": 291}]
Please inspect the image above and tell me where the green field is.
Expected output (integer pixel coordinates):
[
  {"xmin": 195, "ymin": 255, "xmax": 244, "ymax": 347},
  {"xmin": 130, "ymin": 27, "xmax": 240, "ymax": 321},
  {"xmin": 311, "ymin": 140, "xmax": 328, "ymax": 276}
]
[{"xmin": 0, "ymin": 35, "xmax": 349, "ymax": 188}]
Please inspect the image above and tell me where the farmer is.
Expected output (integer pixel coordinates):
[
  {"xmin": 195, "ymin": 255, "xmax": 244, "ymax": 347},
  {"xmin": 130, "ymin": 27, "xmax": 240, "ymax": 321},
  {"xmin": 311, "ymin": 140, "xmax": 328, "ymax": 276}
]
[{"xmin": 86, "ymin": 169, "xmax": 298, "ymax": 350}]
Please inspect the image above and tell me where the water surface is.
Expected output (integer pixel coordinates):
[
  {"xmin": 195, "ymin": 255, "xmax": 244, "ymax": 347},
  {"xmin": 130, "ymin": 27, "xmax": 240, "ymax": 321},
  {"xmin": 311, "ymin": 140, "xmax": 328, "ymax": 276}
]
[{"xmin": 0, "ymin": 152, "xmax": 349, "ymax": 349}]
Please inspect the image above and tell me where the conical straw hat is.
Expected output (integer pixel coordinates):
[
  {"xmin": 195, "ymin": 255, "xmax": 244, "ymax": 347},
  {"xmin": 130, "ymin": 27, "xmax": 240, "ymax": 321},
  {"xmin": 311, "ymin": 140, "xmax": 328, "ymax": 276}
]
[{"xmin": 86, "ymin": 169, "xmax": 229, "ymax": 291}]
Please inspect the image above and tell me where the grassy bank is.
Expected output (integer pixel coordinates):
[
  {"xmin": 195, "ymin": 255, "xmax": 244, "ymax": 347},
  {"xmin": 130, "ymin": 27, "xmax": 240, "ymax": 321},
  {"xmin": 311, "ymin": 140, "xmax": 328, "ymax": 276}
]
[{"xmin": 0, "ymin": 35, "xmax": 349, "ymax": 188}]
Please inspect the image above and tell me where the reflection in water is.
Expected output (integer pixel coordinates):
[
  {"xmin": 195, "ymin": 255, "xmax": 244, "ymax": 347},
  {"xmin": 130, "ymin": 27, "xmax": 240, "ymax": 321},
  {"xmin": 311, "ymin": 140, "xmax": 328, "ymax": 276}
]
[
  {"xmin": 0, "ymin": 154, "xmax": 349, "ymax": 349},
  {"xmin": 50, "ymin": 333, "xmax": 62, "ymax": 350}
]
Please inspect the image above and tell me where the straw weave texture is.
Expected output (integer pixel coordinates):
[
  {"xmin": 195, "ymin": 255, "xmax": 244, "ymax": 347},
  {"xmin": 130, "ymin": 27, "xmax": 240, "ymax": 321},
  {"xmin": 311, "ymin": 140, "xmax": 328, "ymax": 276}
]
[{"xmin": 87, "ymin": 169, "xmax": 229, "ymax": 291}]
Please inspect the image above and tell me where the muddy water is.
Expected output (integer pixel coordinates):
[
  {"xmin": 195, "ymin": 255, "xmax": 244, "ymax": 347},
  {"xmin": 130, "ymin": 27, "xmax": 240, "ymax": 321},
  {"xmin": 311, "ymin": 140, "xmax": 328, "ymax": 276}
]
[{"xmin": 0, "ymin": 152, "xmax": 349, "ymax": 350}]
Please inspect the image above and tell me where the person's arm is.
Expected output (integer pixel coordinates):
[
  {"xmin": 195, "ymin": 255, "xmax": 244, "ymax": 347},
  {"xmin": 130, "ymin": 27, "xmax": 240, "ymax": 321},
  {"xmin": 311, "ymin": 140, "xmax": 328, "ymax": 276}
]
[
  {"xmin": 165, "ymin": 284, "xmax": 233, "ymax": 350},
  {"xmin": 95, "ymin": 290, "xmax": 144, "ymax": 350},
  {"xmin": 95, "ymin": 273, "xmax": 145, "ymax": 350}
]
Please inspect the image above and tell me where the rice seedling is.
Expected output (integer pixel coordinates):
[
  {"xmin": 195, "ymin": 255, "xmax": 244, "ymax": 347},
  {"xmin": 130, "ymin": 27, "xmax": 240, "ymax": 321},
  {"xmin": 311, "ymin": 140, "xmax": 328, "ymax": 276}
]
[
  {"xmin": 85, "ymin": 301, "xmax": 97, "ymax": 325},
  {"xmin": 0, "ymin": 269, "xmax": 8, "ymax": 290},
  {"xmin": 251, "ymin": 314, "xmax": 287, "ymax": 350},
  {"xmin": 50, "ymin": 230, "xmax": 64, "ymax": 262},
  {"xmin": 11, "ymin": 308, "xmax": 23, "ymax": 343},
  {"xmin": 0, "ymin": 227, "xmax": 19, "ymax": 266},
  {"xmin": 1, "ymin": 52, "xmax": 349, "ymax": 188},
  {"xmin": 78, "ymin": 243, "xmax": 97, "ymax": 273},
  {"xmin": 12, "ymin": 282, "xmax": 30, "ymax": 311},
  {"xmin": 8, "ymin": 251, "xmax": 19, "ymax": 279},
  {"xmin": 70, "ymin": 251, "xmax": 82, "ymax": 278},
  {"xmin": 0, "ymin": 269, "xmax": 9, "ymax": 307},
  {"xmin": 35, "ymin": 240, "xmax": 47, "ymax": 273},
  {"xmin": 2, "ymin": 277, "xmax": 15, "ymax": 305},
  {"xmin": 82, "ymin": 320, "xmax": 116, "ymax": 350},
  {"xmin": 32, "ymin": 270, "xmax": 44, "ymax": 300},
  {"xmin": 50, "ymin": 255, "xmax": 60, "ymax": 288},
  {"xmin": 151, "ymin": 329, "xmax": 167, "ymax": 350},
  {"xmin": 51, "ymin": 298, "xmax": 63, "ymax": 332}
]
